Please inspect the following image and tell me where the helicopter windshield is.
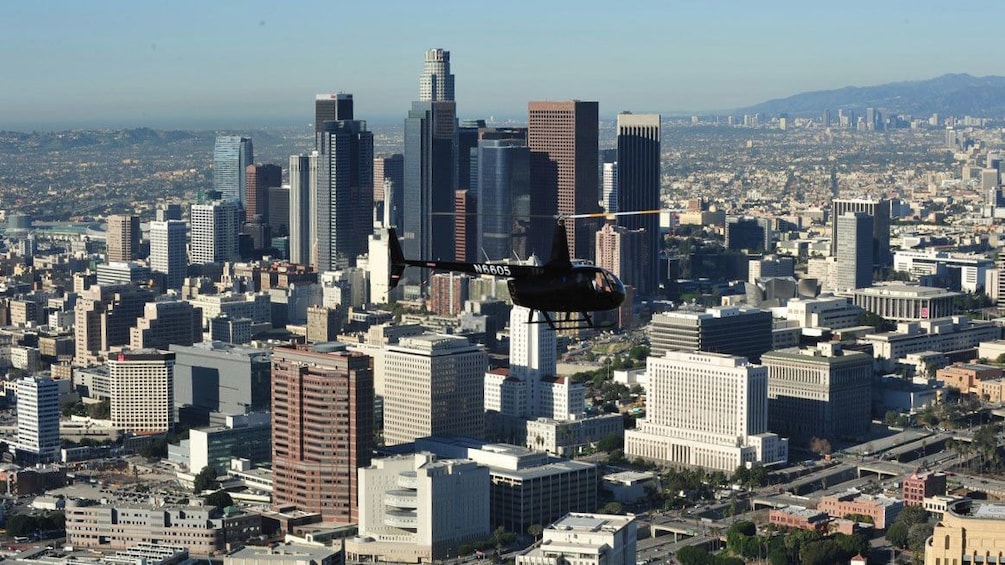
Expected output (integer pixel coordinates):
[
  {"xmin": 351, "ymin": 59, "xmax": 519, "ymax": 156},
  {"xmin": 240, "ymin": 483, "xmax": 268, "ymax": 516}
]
[{"xmin": 592, "ymin": 270, "xmax": 617, "ymax": 293}]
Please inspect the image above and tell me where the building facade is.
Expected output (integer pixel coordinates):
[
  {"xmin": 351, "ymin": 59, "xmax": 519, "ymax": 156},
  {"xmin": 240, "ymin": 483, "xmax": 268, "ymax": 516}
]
[
  {"xmin": 214, "ymin": 136, "xmax": 254, "ymax": 204},
  {"xmin": 528, "ymin": 100, "xmax": 600, "ymax": 261},
  {"xmin": 15, "ymin": 376, "xmax": 60, "ymax": 463},
  {"xmin": 403, "ymin": 100, "xmax": 457, "ymax": 264},
  {"xmin": 517, "ymin": 513, "xmax": 636, "ymax": 565},
  {"xmin": 834, "ymin": 212, "xmax": 873, "ymax": 291},
  {"xmin": 315, "ymin": 119, "xmax": 374, "ymax": 271},
  {"xmin": 649, "ymin": 306, "xmax": 773, "ymax": 362},
  {"xmin": 923, "ymin": 500, "xmax": 1005, "ymax": 565},
  {"xmin": 761, "ymin": 343, "xmax": 874, "ymax": 443},
  {"xmin": 270, "ymin": 345, "xmax": 373, "ymax": 523},
  {"xmin": 149, "ymin": 220, "xmax": 187, "ymax": 290},
  {"xmin": 830, "ymin": 197, "xmax": 891, "ymax": 267},
  {"xmin": 191, "ymin": 199, "xmax": 241, "ymax": 265},
  {"xmin": 108, "ymin": 350, "xmax": 175, "ymax": 434},
  {"xmin": 106, "ymin": 214, "xmax": 140, "ymax": 262},
  {"xmin": 418, "ymin": 48, "xmax": 454, "ymax": 102},
  {"xmin": 625, "ymin": 351, "xmax": 788, "ymax": 472},
  {"xmin": 475, "ymin": 139, "xmax": 531, "ymax": 261},
  {"xmin": 348, "ymin": 453, "xmax": 490, "ymax": 563},
  {"xmin": 850, "ymin": 284, "xmax": 959, "ymax": 323},
  {"xmin": 383, "ymin": 335, "xmax": 487, "ymax": 445}
]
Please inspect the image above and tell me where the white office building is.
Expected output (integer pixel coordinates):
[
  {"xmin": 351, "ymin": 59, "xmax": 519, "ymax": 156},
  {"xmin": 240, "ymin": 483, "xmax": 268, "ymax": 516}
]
[
  {"xmin": 108, "ymin": 350, "xmax": 175, "ymax": 433},
  {"xmin": 383, "ymin": 335, "xmax": 487, "ymax": 446},
  {"xmin": 150, "ymin": 220, "xmax": 187, "ymax": 289},
  {"xmin": 347, "ymin": 453, "xmax": 490, "ymax": 563},
  {"xmin": 625, "ymin": 351, "xmax": 788, "ymax": 472},
  {"xmin": 190, "ymin": 200, "xmax": 240, "ymax": 265},
  {"xmin": 517, "ymin": 513, "xmax": 637, "ymax": 565},
  {"xmin": 784, "ymin": 295, "xmax": 865, "ymax": 330},
  {"xmin": 15, "ymin": 376, "xmax": 61, "ymax": 462}
]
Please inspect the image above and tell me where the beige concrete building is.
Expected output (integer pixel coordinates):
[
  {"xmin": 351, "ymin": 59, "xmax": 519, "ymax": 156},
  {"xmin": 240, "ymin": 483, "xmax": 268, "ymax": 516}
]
[
  {"xmin": 383, "ymin": 335, "xmax": 486, "ymax": 446},
  {"xmin": 924, "ymin": 500, "xmax": 1005, "ymax": 565},
  {"xmin": 74, "ymin": 284, "xmax": 155, "ymax": 365},
  {"xmin": 347, "ymin": 453, "xmax": 490, "ymax": 563},
  {"xmin": 108, "ymin": 349, "xmax": 174, "ymax": 433},
  {"xmin": 516, "ymin": 513, "xmax": 636, "ymax": 565},
  {"xmin": 817, "ymin": 490, "xmax": 903, "ymax": 529},
  {"xmin": 624, "ymin": 351, "xmax": 788, "ymax": 472},
  {"xmin": 849, "ymin": 284, "xmax": 959, "ymax": 323}
]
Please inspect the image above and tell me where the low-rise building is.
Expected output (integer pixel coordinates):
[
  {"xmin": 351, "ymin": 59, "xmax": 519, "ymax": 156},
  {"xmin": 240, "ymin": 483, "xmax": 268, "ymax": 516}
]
[
  {"xmin": 849, "ymin": 284, "xmax": 960, "ymax": 323},
  {"xmin": 225, "ymin": 542, "xmax": 338, "ymax": 565},
  {"xmin": 516, "ymin": 513, "xmax": 636, "ymax": 565},
  {"xmin": 902, "ymin": 472, "xmax": 947, "ymax": 507},
  {"xmin": 860, "ymin": 317, "xmax": 1000, "ymax": 371},
  {"xmin": 817, "ymin": 490, "xmax": 903, "ymax": 529},
  {"xmin": 768, "ymin": 506, "xmax": 830, "ymax": 532}
]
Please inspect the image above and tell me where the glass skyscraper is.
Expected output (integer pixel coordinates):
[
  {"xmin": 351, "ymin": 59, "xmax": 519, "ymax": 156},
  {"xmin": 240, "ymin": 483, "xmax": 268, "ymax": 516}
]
[
  {"xmin": 475, "ymin": 139, "xmax": 530, "ymax": 261},
  {"xmin": 213, "ymin": 135, "xmax": 253, "ymax": 204},
  {"xmin": 616, "ymin": 113, "xmax": 661, "ymax": 295},
  {"xmin": 315, "ymin": 120, "xmax": 374, "ymax": 271},
  {"xmin": 403, "ymin": 100, "xmax": 457, "ymax": 263}
]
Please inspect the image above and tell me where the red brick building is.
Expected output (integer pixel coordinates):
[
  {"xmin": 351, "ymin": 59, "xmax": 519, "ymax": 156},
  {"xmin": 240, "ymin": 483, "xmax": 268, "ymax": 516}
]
[{"xmin": 902, "ymin": 471, "xmax": 947, "ymax": 507}]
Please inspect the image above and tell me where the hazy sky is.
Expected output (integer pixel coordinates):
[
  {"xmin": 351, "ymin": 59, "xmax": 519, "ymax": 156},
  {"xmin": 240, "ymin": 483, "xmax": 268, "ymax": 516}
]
[{"xmin": 2, "ymin": 0, "xmax": 1001, "ymax": 129}]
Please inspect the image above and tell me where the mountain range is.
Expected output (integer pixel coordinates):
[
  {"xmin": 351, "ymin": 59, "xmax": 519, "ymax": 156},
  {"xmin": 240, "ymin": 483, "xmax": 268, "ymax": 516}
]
[{"xmin": 733, "ymin": 73, "xmax": 1005, "ymax": 118}]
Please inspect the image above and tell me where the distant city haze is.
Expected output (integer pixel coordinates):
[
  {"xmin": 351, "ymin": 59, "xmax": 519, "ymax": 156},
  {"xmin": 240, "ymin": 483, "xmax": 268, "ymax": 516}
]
[{"xmin": 2, "ymin": 1, "xmax": 1002, "ymax": 129}]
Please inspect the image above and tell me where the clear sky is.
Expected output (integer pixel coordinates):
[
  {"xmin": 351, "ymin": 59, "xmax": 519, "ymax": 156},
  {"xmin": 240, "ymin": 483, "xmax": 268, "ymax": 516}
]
[{"xmin": 1, "ymin": 0, "xmax": 1001, "ymax": 130}]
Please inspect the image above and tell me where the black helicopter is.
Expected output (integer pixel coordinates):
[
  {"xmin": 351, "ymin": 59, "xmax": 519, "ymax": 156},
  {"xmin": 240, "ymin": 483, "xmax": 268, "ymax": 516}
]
[{"xmin": 387, "ymin": 213, "xmax": 637, "ymax": 329}]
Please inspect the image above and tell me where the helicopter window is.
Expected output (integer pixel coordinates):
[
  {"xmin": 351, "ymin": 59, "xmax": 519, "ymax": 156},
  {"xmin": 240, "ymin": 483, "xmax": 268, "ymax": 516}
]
[{"xmin": 593, "ymin": 271, "xmax": 614, "ymax": 293}]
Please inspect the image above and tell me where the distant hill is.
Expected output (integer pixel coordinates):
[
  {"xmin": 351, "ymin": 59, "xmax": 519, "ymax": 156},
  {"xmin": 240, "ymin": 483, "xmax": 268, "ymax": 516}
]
[{"xmin": 733, "ymin": 73, "xmax": 1005, "ymax": 118}]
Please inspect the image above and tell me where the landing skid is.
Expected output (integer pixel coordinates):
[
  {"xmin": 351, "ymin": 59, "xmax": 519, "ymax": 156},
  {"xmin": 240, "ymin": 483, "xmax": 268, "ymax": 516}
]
[{"xmin": 527, "ymin": 309, "xmax": 615, "ymax": 331}]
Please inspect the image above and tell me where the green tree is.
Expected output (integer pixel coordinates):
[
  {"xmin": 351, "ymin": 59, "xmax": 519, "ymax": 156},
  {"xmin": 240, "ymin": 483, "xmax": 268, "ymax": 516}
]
[
  {"xmin": 883, "ymin": 410, "xmax": 901, "ymax": 426},
  {"xmin": 886, "ymin": 521, "xmax": 909, "ymax": 548},
  {"xmin": 527, "ymin": 524, "xmax": 543, "ymax": 541},
  {"xmin": 799, "ymin": 539, "xmax": 843, "ymax": 565},
  {"xmin": 600, "ymin": 501, "xmax": 624, "ymax": 514},
  {"xmin": 87, "ymin": 400, "xmax": 111, "ymax": 419},
  {"xmin": 907, "ymin": 523, "xmax": 934, "ymax": 553},
  {"xmin": 204, "ymin": 489, "xmax": 233, "ymax": 509},
  {"xmin": 596, "ymin": 433, "xmax": 623, "ymax": 453},
  {"xmin": 5, "ymin": 514, "xmax": 38, "ymax": 537},
  {"xmin": 896, "ymin": 505, "xmax": 929, "ymax": 528},
  {"xmin": 193, "ymin": 465, "xmax": 219, "ymax": 493}
]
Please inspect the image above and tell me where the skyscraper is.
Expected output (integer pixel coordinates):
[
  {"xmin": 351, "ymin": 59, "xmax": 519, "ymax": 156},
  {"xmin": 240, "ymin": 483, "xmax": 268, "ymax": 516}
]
[
  {"xmin": 244, "ymin": 163, "xmax": 282, "ymax": 224},
  {"xmin": 315, "ymin": 119, "xmax": 374, "ymax": 271},
  {"xmin": 596, "ymin": 222, "xmax": 648, "ymax": 298},
  {"xmin": 269, "ymin": 186, "xmax": 290, "ymax": 236},
  {"xmin": 213, "ymin": 136, "xmax": 253, "ymax": 204},
  {"xmin": 528, "ymin": 101, "xmax": 600, "ymax": 260},
  {"xmin": 475, "ymin": 139, "xmax": 531, "ymax": 261},
  {"xmin": 830, "ymin": 198, "xmax": 890, "ymax": 267},
  {"xmin": 383, "ymin": 335, "xmax": 487, "ymax": 446},
  {"xmin": 149, "ymin": 219, "xmax": 187, "ymax": 289},
  {"xmin": 418, "ymin": 48, "xmax": 454, "ymax": 102},
  {"xmin": 403, "ymin": 101, "xmax": 457, "ymax": 263},
  {"xmin": 601, "ymin": 162, "xmax": 618, "ymax": 213},
  {"xmin": 616, "ymin": 113, "xmax": 661, "ymax": 295},
  {"xmin": 373, "ymin": 153, "xmax": 404, "ymax": 212},
  {"xmin": 271, "ymin": 345, "xmax": 373, "ymax": 523},
  {"xmin": 315, "ymin": 93, "xmax": 354, "ymax": 134},
  {"xmin": 288, "ymin": 154, "xmax": 315, "ymax": 265},
  {"xmin": 834, "ymin": 212, "xmax": 873, "ymax": 291},
  {"xmin": 190, "ymin": 199, "xmax": 241, "ymax": 265},
  {"xmin": 106, "ymin": 214, "xmax": 140, "ymax": 262},
  {"xmin": 16, "ymin": 376, "xmax": 60, "ymax": 463}
]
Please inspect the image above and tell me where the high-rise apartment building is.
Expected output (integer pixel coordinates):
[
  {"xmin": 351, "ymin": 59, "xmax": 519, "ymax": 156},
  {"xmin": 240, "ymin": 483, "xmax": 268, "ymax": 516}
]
[
  {"xmin": 129, "ymin": 300, "xmax": 203, "ymax": 350},
  {"xmin": 528, "ymin": 101, "xmax": 600, "ymax": 260},
  {"xmin": 403, "ymin": 101, "xmax": 457, "ymax": 263},
  {"xmin": 288, "ymin": 154, "xmax": 316, "ymax": 265},
  {"xmin": 213, "ymin": 136, "xmax": 254, "ymax": 204},
  {"xmin": 761, "ymin": 343, "xmax": 873, "ymax": 443},
  {"xmin": 108, "ymin": 350, "xmax": 175, "ymax": 434},
  {"xmin": 315, "ymin": 93, "xmax": 354, "ymax": 135},
  {"xmin": 830, "ymin": 198, "xmax": 890, "ymax": 266},
  {"xmin": 244, "ymin": 163, "xmax": 282, "ymax": 224},
  {"xmin": 106, "ymin": 214, "xmax": 140, "ymax": 263},
  {"xmin": 616, "ymin": 113, "xmax": 660, "ymax": 296},
  {"xmin": 418, "ymin": 48, "xmax": 454, "ymax": 102},
  {"xmin": 428, "ymin": 273, "xmax": 470, "ymax": 316},
  {"xmin": 383, "ymin": 335, "xmax": 487, "ymax": 446},
  {"xmin": 271, "ymin": 345, "xmax": 374, "ymax": 523},
  {"xmin": 315, "ymin": 120, "xmax": 374, "ymax": 271},
  {"xmin": 190, "ymin": 199, "xmax": 241, "ymax": 265},
  {"xmin": 475, "ymin": 139, "xmax": 531, "ymax": 261},
  {"xmin": 624, "ymin": 351, "xmax": 788, "ymax": 472},
  {"xmin": 149, "ymin": 220, "xmax": 187, "ymax": 290},
  {"xmin": 834, "ymin": 212, "xmax": 874, "ymax": 291},
  {"xmin": 15, "ymin": 376, "xmax": 60, "ymax": 463},
  {"xmin": 649, "ymin": 306, "xmax": 773, "ymax": 362},
  {"xmin": 454, "ymin": 189, "xmax": 477, "ymax": 263}
]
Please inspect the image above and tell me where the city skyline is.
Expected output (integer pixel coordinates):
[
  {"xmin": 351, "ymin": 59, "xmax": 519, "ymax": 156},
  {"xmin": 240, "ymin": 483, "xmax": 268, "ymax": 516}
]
[{"xmin": 3, "ymin": 1, "xmax": 1002, "ymax": 129}]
